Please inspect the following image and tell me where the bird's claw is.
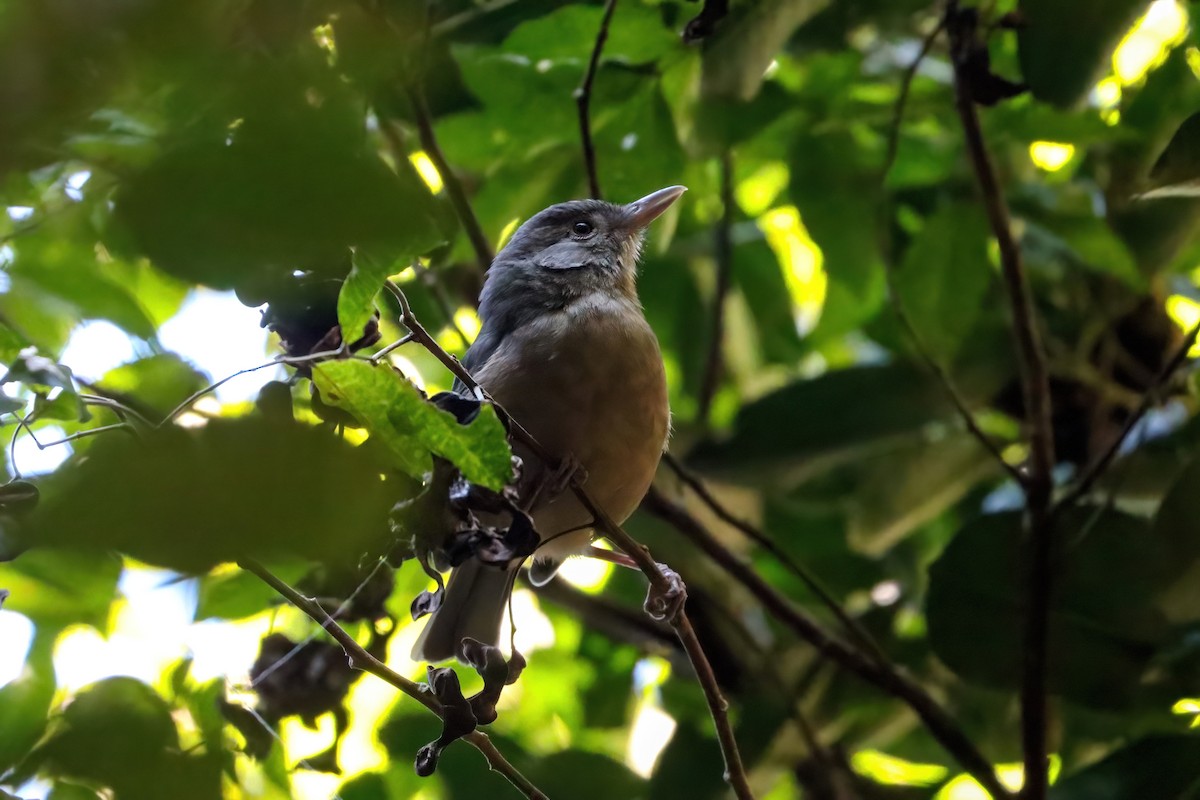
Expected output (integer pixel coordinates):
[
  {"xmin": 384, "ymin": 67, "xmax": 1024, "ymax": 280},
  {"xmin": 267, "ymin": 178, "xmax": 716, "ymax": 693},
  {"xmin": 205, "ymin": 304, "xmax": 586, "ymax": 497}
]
[{"xmin": 644, "ymin": 562, "xmax": 687, "ymax": 622}]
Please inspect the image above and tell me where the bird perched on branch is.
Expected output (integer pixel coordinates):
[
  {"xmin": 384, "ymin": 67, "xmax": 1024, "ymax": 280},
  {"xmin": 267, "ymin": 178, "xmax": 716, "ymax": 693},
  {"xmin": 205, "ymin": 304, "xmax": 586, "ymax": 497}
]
[{"xmin": 412, "ymin": 186, "xmax": 685, "ymax": 663}]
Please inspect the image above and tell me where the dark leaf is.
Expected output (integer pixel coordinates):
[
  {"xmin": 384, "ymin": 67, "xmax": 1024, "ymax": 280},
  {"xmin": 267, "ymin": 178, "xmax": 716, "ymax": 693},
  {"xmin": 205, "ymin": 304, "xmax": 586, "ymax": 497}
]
[
  {"xmin": 690, "ymin": 364, "xmax": 980, "ymax": 485},
  {"xmin": 22, "ymin": 418, "xmax": 395, "ymax": 572},
  {"xmin": 1017, "ymin": 0, "xmax": 1149, "ymax": 108},
  {"xmin": 1, "ymin": 348, "xmax": 88, "ymax": 422},
  {"xmin": 927, "ymin": 508, "xmax": 1172, "ymax": 708},
  {"xmin": 1049, "ymin": 735, "xmax": 1200, "ymax": 799},
  {"xmin": 895, "ymin": 203, "xmax": 994, "ymax": 360}
]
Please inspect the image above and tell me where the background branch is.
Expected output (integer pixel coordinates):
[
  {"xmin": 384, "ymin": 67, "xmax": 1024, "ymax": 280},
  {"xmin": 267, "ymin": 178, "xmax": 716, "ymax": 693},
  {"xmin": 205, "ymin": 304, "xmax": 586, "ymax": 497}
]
[
  {"xmin": 403, "ymin": 86, "xmax": 494, "ymax": 276},
  {"xmin": 575, "ymin": 0, "xmax": 619, "ymax": 199},
  {"xmin": 641, "ymin": 486, "xmax": 1013, "ymax": 800},
  {"xmin": 658, "ymin": 456, "xmax": 886, "ymax": 663},
  {"xmin": 947, "ymin": 8, "xmax": 1056, "ymax": 799}
]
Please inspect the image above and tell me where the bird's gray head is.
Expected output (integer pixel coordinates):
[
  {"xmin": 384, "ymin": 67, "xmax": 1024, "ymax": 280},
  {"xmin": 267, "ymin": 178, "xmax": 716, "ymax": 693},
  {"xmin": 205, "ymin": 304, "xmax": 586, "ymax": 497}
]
[{"xmin": 479, "ymin": 186, "xmax": 686, "ymax": 320}]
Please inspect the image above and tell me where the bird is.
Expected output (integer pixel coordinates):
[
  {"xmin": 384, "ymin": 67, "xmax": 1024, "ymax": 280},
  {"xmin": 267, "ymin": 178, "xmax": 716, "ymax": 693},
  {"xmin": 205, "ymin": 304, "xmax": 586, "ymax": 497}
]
[{"xmin": 411, "ymin": 185, "xmax": 685, "ymax": 664}]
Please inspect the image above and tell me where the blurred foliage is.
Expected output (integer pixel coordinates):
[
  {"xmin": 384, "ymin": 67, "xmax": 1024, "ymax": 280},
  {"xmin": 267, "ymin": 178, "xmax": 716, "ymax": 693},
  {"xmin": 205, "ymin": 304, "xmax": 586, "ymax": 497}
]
[{"xmin": 2, "ymin": 0, "xmax": 1200, "ymax": 798}]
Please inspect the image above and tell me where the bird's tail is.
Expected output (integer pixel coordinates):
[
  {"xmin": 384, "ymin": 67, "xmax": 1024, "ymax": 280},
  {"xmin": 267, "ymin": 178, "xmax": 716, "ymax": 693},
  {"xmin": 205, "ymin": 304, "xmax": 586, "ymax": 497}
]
[{"xmin": 410, "ymin": 559, "xmax": 512, "ymax": 663}]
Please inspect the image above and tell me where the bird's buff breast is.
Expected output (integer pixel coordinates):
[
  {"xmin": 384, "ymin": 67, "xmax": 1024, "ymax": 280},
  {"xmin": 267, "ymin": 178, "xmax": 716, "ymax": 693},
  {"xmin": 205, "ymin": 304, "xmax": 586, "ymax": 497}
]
[{"xmin": 474, "ymin": 297, "xmax": 669, "ymax": 558}]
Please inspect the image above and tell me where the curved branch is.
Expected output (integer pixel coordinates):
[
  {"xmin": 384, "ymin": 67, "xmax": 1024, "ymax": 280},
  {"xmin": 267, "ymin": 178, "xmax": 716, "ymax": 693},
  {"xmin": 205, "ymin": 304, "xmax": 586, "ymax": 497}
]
[{"xmin": 240, "ymin": 559, "xmax": 549, "ymax": 800}]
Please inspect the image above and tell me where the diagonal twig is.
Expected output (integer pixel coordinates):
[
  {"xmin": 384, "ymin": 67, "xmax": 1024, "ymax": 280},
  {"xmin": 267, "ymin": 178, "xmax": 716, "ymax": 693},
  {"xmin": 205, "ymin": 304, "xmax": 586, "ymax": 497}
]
[
  {"xmin": 240, "ymin": 559, "xmax": 549, "ymax": 800},
  {"xmin": 879, "ymin": 15, "xmax": 1021, "ymax": 487},
  {"xmin": 1056, "ymin": 319, "xmax": 1200, "ymax": 510},
  {"xmin": 576, "ymin": 0, "xmax": 619, "ymax": 199},
  {"xmin": 658, "ymin": 454, "xmax": 887, "ymax": 665}
]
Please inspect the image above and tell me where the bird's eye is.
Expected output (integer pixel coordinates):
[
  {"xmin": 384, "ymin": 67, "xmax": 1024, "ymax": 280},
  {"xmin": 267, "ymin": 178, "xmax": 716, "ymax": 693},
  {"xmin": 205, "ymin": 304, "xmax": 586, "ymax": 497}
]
[{"xmin": 572, "ymin": 220, "xmax": 593, "ymax": 236}]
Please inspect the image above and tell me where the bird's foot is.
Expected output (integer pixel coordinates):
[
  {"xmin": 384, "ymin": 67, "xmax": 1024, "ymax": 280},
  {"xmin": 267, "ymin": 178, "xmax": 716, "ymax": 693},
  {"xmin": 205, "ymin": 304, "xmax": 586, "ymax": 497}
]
[{"xmin": 644, "ymin": 562, "xmax": 687, "ymax": 622}]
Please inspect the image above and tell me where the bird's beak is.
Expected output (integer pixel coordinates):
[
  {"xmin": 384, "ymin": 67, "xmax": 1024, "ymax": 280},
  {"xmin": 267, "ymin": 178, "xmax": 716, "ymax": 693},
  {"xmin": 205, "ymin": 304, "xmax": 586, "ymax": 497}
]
[{"xmin": 622, "ymin": 185, "xmax": 687, "ymax": 230}]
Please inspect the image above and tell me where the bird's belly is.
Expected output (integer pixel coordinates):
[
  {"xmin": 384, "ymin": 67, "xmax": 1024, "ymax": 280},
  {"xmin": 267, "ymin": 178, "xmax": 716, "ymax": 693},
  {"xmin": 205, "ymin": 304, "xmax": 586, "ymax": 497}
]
[{"xmin": 477, "ymin": 313, "xmax": 669, "ymax": 555}]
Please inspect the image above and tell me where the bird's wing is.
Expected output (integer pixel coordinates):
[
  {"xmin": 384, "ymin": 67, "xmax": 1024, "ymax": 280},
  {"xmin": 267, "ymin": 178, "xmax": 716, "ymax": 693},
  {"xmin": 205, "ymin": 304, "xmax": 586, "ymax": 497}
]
[{"xmin": 451, "ymin": 324, "xmax": 503, "ymax": 395}]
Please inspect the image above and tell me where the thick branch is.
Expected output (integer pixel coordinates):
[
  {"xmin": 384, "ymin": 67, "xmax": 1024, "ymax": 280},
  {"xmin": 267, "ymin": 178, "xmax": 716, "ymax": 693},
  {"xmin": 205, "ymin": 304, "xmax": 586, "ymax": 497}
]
[
  {"xmin": 698, "ymin": 152, "xmax": 735, "ymax": 422},
  {"xmin": 947, "ymin": 8, "xmax": 1055, "ymax": 798},
  {"xmin": 641, "ymin": 487, "xmax": 1014, "ymax": 800},
  {"xmin": 575, "ymin": 0, "xmax": 618, "ymax": 199},
  {"xmin": 239, "ymin": 559, "xmax": 548, "ymax": 800}
]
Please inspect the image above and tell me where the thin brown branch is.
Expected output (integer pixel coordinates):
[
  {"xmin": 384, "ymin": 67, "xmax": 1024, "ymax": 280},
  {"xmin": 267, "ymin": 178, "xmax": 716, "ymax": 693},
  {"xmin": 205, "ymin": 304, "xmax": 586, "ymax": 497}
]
[
  {"xmin": 404, "ymin": 86, "xmax": 494, "ymax": 275},
  {"xmin": 947, "ymin": 7, "xmax": 1055, "ymax": 799},
  {"xmin": 574, "ymin": 488, "xmax": 756, "ymax": 800},
  {"xmin": 879, "ymin": 16, "xmax": 1020, "ymax": 487},
  {"xmin": 576, "ymin": 0, "xmax": 619, "ymax": 199},
  {"xmin": 882, "ymin": 19, "xmax": 947, "ymax": 183},
  {"xmin": 640, "ymin": 487, "xmax": 1013, "ymax": 800},
  {"xmin": 384, "ymin": 279, "xmax": 756, "ymax": 800},
  {"xmin": 659, "ymin": 454, "xmax": 887, "ymax": 665},
  {"xmin": 1057, "ymin": 319, "xmax": 1200, "ymax": 510},
  {"xmin": 240, "ymin": 559, "xmax": 549, "ymax": 800},
  {"xmin": 881, "ymin": 263, "xmax": 1024, "ymax": 486},
  {"xmin": 698, "ymin": 152, "xmax": 735, "ymax": 423}
]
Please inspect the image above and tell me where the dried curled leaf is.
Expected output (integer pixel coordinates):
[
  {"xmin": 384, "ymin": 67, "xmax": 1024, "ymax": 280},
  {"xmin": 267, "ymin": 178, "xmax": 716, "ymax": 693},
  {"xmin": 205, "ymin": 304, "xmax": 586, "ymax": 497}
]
[
  {"xmin": 461, "ymin": 638, "xmax": 523, "ymax": 725},
  {"xmin": 414, "ymin": 666, "xmax": 478, "ymax": 777}
]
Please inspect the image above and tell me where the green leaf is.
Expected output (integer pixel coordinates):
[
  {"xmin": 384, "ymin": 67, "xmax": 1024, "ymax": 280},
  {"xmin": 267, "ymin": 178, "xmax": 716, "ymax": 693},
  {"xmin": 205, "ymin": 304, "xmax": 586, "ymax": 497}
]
[
  {"xmin": 0, "ymin": 392, "xmax": 24, "ymax": 415},
  {"xmin": 730, "ymin": 238, "xmax": 804, "ymax": 365},
  {"xmin": 112, "ymin": 88, "xmax": 442, "ymax": 290},
  {"xmin": 846, "ymin": 433, "xmax": 1002, "ymax": 556},
  {"xmin": 526, "ymin": 751, "xmax": 647, "ymax": 800},
  {"xmin": 31, "ymin": 677, "xmax": 222, "ymax": 798},
  {"xmin": 501, "ymin": 3, "xmax": 679, "ymax": 64},
  {"xmin": 1148, "ymin": 456, "xmax": 1200, "ymax": 623},
  {"xmin": 0, "ymin": 633, "xmax": 55, "ymax": 775},
  {"xmin": 99, "ymin": 354, "xmax": 208, "ymax": 418},
  {"xmin": 926, "ymin": 508, "xmax": 1171, "ymax": 708},
  {"xmin": 1049, "ymin": 735, "xmax": 1200, "ymax": 799},
  {"xmin": 47, "ymin": 784, "xmax": 104, "ymax": 800},
  {"xmin": 194, "ymin": 563, "xmax": 305, "ymax": 621},
  {"xmin": 0, "ymin": 548, "xmax": 121, "ymax": 631},
  {"xmin": 22, "ymin": 418, "xmax": 395, "ymax": 572},
  {"xmin": 689, "ymin": 364, "xmax": 972, "ymax": 485},
  {"xmin": 312, "ymin": 360, "xmax": 512, "ymax": 490},
  {"xmin": 1, "ymin": 348, "xmax": 89, "ymax": 422},
  {"xmin": 1143, "ymin": 111, "xmax": 1200, "ymax": 199},
  {"xmin": 337, "ymin": 254, "xmax": 394, "ymax": 347},
  {"xmin": 895, "ymin": 203, "xmax": 993, "ymax": 361},
  {"xmin": 1023, "ymin": 215, "xmax": 1144, "ymax": 286},
  {"xmin": 1018, "ymin": 0, "xmax": 1150, "ymax": 108}
]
